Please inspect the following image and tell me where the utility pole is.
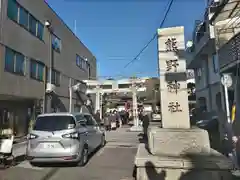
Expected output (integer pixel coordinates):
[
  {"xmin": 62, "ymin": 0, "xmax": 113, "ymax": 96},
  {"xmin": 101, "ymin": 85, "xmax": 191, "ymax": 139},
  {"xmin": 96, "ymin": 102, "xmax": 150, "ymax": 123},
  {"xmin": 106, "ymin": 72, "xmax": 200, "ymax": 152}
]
[
  {"xmin": 69, "ymin": 78, "xmax": 72, "ymax": 112},
  {"xmin": 99, "ymin": 92, "xmax": 103, "ymax": 119},
  {"xmin": 95, "ymin": 85, "xmax": 101, "ymax": 113}
]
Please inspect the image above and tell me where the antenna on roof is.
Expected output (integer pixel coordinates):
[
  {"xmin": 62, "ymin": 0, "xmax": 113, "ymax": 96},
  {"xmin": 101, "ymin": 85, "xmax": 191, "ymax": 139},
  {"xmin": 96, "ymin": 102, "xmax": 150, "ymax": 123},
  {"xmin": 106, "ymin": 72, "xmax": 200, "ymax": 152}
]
[{"xmin": 74, "ymin": 20, "xmax": 77, "ymax": 35}]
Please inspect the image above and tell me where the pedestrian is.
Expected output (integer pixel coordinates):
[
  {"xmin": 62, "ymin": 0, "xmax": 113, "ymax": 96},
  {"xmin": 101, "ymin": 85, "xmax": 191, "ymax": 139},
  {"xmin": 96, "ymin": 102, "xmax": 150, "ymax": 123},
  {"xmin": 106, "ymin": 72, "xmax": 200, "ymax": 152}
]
[
  {"xmin": 142, "ymin": 111, "xmax": 150, "ymax": 139},
  {"xmin": 94, "ymin": 110, "xmax": 101, "ymax": 124},
  {"xmin": 104, "ymin": 112, "xmax": 111, "ymax": 131},
  {"xmin": 110, "ymin": 111, "xmax": 117, "ymax": 130}
]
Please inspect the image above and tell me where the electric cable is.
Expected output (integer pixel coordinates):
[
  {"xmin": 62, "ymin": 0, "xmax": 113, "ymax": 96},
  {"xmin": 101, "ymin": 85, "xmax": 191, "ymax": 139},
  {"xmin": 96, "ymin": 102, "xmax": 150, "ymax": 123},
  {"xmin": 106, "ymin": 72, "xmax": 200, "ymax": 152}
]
[{"xmin": 122, "ymin": 0, "xmax": 174, "ymax": 69}]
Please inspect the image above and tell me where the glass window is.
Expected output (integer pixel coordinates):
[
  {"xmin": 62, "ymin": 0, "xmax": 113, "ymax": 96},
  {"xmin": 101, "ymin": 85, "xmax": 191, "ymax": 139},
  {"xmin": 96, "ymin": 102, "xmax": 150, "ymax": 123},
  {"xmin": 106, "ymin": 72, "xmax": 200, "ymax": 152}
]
[
  {"xmin": 37, "ymin": 63, "xmax": 44, "ymax": 81},
  {"xmin": 88, "ymin": 64, "xmax": 91, "ymax": 78},
  {"xmin": 51, "ymin": 70, "xmax": 56, "ymax": 84},
  {"xmin": 76, "ymin": 55, "xmax": 80, "ymax": 66},
  {"xmin": 19, "ymin": 6, "xmax": 28, "ymax": 28},
  {"xmin": 37, "ymin": 22, "xmax": 44, "ymax": 40},
  {"xmin": 30, "ymin": 60, "xmax": 37, "ymax": 79},
  {"xmin": 30, "ymin": 60, "xmax": 44, "ymax": 81},
  {"xmin": 5, "ymin": 48, "xmax": 15, "ymax": 72},
  {"xmin": 55, "ymin": 71, "xmax": 60, "ymax": 86},
  {"xmin": 52, "ymin": 34, "xmax": 61, "ymax": 52},
  {"xmin": 15, "ymin": 53, "xmax": 25, "ymax": 75},
  {"xmin": 33, "ymin": 116, "xmax": 76, "ymax": 131},
  {"xmin": 84, "ymin": 115, "xmax": 95, "ymax": 126},
  {"xmin": 80, "ymin": 57, "xmax": 84, "ymax": 68},
  {"xmin": 212, "ymin": 54, "xmax": 219, "ymax": 73},
  {"xmin": 7, "ymin": 0, "xmax": 18, "ymax": 22},
  {"xmin": 49, "ymin": 69, "xmax": 60, "ymax": 86},
  {"xmin": 75, "ymin": 115, "xmax": 85, "ymax": 123},
  {"xmin": 29, "ymin": 15, "xmax": 37, "ymax": 36}
]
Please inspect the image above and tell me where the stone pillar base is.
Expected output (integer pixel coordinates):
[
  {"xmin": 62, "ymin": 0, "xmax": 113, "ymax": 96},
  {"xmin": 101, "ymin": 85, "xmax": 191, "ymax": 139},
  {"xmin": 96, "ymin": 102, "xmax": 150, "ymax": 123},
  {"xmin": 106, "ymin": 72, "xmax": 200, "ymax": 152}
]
[
  {"xmin": 147, "ymin": 127, "xmax": 210, "ymax": 156},
  {"xmin": 135, "ymin": 144, "xmax": 233, "ymax": 180}
]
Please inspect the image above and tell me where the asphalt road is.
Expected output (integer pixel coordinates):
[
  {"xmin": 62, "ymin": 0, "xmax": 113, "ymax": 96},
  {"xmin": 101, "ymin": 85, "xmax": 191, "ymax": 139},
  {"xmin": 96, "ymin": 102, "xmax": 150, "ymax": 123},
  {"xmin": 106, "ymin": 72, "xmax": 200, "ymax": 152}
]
[{"xmin": 0, "ymin": 127, "xmax": 139, "ymax": 180}]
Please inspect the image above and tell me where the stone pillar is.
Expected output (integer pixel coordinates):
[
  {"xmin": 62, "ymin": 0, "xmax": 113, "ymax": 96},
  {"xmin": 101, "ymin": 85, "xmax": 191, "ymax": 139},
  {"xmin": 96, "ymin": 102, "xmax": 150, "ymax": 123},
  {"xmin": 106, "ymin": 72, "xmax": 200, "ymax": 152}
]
[
  {"xmin": 99, "ymin": 92, "xmax": 103, "ymax": 119},
  {"xmin": 132, "ymin": 86, "xmax": 138, "ymax": 126},
  {"xmin": 134, "ymin": 27, "xmax": 233, "ymax": 180},
  {"xmin": 95, "ymin": 86, "xmax": 100, "ymax": 113},
  {"xmin": 158, "ymin": 26, "xmax": 190, "ymax": 129},
  {"xmin": 130, "ymin": 84, "xmax": 142, "ymax": 131}
]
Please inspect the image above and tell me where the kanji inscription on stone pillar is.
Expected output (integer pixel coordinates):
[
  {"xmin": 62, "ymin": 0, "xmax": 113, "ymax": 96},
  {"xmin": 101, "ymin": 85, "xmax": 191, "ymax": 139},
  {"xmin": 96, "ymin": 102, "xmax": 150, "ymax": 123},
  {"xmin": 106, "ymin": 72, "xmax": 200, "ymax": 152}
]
[{"xmin": 158, "ymin": 26, "xmax": 190, "ymax": 128}]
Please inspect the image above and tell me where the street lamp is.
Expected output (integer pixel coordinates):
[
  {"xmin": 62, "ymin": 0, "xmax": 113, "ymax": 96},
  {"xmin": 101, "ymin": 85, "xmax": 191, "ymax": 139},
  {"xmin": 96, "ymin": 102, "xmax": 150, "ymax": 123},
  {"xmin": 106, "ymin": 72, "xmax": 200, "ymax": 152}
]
[
  {"xmin": 44, "ymin": 20, "xmax": 53, "ymax": 86},
  {"xmin": 44, "ymin": 20, "xmax": 51, "ymax": 27},
  {"xmin": 44, "ymin": 20, "xmax": 54, "ymax": 113}
]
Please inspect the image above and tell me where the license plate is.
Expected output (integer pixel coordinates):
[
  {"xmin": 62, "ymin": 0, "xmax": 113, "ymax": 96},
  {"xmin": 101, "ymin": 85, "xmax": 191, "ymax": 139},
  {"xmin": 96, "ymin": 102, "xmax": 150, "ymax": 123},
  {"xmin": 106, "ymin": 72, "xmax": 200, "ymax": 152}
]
[{"xmin": 43, "ymin": 143, "xmax": 55, "ymax": 149}]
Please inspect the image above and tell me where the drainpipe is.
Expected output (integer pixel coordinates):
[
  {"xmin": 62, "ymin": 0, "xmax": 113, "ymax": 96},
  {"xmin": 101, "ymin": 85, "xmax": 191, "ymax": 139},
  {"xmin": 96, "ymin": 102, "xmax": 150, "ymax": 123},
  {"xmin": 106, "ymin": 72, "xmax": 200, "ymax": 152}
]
[{"xmin": 69, "ymin": 78, "xmax": 72, "ymax": 112}]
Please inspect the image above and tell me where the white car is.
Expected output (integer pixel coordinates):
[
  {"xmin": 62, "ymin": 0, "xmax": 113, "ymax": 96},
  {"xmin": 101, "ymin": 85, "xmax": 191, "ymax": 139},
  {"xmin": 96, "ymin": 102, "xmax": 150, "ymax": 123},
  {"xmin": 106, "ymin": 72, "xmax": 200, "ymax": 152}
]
[{"xmin": 26, "ymin": 112, "xmax": 106, "ymax": 166}]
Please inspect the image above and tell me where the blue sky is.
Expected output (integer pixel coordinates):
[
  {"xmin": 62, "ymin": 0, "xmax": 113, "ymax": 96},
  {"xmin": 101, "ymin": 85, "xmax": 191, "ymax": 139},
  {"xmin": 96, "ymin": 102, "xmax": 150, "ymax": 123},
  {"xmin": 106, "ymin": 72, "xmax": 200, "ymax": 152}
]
[{"xmin": 47, "ymin": 0, "xmax": 206, "ymax": 79}]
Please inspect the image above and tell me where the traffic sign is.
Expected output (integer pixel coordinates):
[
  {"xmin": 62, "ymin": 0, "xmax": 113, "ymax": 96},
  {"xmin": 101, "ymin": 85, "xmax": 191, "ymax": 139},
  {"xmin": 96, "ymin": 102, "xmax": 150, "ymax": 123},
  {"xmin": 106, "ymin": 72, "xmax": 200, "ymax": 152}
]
[{"xmin": 221, "ymin": 74, "xmax": 232, "ymax": 88}]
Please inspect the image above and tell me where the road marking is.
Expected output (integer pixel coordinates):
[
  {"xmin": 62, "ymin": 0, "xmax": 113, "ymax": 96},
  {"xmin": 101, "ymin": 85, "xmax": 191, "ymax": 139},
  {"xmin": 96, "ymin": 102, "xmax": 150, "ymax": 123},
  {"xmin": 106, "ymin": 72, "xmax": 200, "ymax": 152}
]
[
  {"xmin": 96, "ymin": 147, "xmax": 105, "ymax": 157},
  {"xmin": 16, "ymin": 160, "xmax": 43, "ymax": 170}
]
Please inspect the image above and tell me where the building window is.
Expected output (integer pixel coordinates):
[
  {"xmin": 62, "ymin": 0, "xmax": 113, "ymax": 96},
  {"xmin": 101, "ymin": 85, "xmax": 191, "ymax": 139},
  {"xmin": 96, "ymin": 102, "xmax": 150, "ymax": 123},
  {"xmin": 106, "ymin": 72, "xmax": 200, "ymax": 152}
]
[
  {"xmin": 88, "ymin": 63, "xmax": 91, "ymax": 78},
  {"xmin": 7, "ymin": 0, "xmax": 18, "ymax": 22},
  {"xmin": 47, "ymin": 69, "xmax": 60, "ymax": 86},
  {"xmin": 76, "ymin": 54, "xmax": 81, "ymax": 66},
  {"xmin": 37, "ymin": 22, "xmax": 44, "ymax": 40},
  {"xmin": 19, "ymin": 6, "xmax": 28, "ymax": 28},
  {"xmin": 5, "ymin": 47, "xmax": 25, "ymax": 75},
  {"xmin": 52, "ymin": 70, "xmax": 60, "ymax": 86},
  {"xmin": 15, "ymin": 53, "xmax": 25, "ymax": 74},
  {"xmin": 212, "ymin": 53, "xmax": 219, "ymax": 73},
  {"xmin": 52, "ymin": 34, "xmax": 61, "ymax": 52},
  {"xmin": 7, "ymin": 0, "xmax": 44, "ymax": 40},
  {"xmin": 30, "ymin": 59, "xmax": 45, "ymax": 81},
  {"xmin": 76, "ymin": 54, "xmax": 89, "ymax": 72},
  {"xmin": 29, "ymin": 15, "xmax": 37, "ymax": 36},
  {"xmin": 5, "ymin": 48, "xmax": 15, "ymax": 72}
]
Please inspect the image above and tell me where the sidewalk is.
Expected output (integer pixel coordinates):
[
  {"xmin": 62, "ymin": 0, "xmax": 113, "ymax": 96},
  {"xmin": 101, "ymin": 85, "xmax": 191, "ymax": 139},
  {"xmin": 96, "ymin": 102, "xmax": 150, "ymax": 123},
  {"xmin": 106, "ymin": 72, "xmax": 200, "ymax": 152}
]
[{"xmin": 13, "ymin": 136, "xmax": 27, "ymax": 144}]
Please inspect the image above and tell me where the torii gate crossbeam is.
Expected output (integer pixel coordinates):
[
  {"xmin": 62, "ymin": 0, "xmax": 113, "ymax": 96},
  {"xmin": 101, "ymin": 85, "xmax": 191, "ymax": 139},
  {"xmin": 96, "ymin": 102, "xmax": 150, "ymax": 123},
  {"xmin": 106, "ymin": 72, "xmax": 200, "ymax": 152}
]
[{"xmin": 83, "ymin": 78, "xmax": 148, "ymax": 131}]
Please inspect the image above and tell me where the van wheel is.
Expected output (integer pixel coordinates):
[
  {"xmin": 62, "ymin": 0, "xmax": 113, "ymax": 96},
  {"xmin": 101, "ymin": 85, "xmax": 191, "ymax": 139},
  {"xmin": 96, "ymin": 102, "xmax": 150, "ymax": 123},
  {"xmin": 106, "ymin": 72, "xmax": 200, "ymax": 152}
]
[{"xmin": 78, "ymin": 146, "xmax": 88, "ymax": 167}]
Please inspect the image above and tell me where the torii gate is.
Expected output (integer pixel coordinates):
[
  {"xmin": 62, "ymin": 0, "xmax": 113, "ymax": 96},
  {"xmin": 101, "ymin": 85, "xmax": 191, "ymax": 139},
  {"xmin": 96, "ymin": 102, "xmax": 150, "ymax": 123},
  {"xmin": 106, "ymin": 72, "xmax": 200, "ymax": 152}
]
[{"xmin": 83, "ymin": 78, "xmax": 147, "ymax": 131}]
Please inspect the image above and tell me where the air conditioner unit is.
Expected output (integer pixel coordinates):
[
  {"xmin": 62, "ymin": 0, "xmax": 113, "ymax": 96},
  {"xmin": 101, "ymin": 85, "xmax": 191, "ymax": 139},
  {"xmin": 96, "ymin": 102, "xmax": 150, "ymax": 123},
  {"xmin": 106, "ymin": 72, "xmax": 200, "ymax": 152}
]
[{"xmin": 46, "ymin": 83, "xmax": 56, "ymax": 93}]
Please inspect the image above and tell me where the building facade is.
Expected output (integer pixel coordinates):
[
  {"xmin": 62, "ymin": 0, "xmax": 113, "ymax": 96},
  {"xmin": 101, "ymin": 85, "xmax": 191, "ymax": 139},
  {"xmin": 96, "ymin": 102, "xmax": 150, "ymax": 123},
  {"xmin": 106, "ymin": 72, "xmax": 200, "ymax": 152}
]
[
  {"xmin": 186, "ymin": 1, "xmax": 222, "ymax": 114},
  {"xmin": 0, "ymin": 0, "xmax": 97, "ymax": 136},
  {"xmin": 187, "ymin": 0, "xmax": 240, "ymax": 139}
]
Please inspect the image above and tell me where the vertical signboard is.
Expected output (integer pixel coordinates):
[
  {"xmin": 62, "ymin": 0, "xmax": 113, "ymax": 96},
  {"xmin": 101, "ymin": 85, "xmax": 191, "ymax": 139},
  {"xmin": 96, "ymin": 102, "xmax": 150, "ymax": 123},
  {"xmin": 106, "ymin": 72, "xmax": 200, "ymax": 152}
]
[{"xmin": 158, "ymin": 26, "xmax": 190, "ymax": 128}]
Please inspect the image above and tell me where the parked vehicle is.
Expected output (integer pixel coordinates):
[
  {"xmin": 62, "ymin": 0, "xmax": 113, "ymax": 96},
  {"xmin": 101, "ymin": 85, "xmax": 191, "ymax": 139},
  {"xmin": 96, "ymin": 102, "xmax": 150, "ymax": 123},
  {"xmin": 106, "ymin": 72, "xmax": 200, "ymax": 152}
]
[{"xmin": 26, "ymin": 112, "xmax": 105, "ymax": 166}]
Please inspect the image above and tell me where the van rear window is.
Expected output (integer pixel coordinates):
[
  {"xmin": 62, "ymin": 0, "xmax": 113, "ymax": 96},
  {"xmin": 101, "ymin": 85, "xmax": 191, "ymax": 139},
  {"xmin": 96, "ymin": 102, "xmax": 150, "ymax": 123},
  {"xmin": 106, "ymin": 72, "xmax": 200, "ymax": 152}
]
[{"xmin": 33, "ymin": 116, "xmax": 76, "ymax": 131}]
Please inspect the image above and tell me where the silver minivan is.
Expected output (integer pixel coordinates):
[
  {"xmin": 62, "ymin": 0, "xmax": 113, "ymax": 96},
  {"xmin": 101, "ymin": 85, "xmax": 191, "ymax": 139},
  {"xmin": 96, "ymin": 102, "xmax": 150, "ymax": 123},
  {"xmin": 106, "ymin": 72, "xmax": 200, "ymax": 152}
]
[{"xmin": 26, "ymin": 112, "xmax": 105, "ymax": 166}]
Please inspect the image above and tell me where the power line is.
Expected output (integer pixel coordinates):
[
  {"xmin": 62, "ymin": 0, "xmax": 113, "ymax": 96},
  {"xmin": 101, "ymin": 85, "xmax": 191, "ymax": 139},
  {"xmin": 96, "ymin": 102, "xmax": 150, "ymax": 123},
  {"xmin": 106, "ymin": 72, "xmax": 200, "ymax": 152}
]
[{"xmin": 122, "ymin": 0, "xmax": 174, "ymax": 69}]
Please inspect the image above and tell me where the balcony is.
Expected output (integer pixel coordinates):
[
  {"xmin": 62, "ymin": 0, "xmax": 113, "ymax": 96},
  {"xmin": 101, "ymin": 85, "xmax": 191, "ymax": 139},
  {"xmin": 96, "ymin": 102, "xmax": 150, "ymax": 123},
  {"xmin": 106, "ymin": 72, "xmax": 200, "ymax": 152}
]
[{"xmin": 186, "ymin": 19, "xmax": 216, "ymax": 69}]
